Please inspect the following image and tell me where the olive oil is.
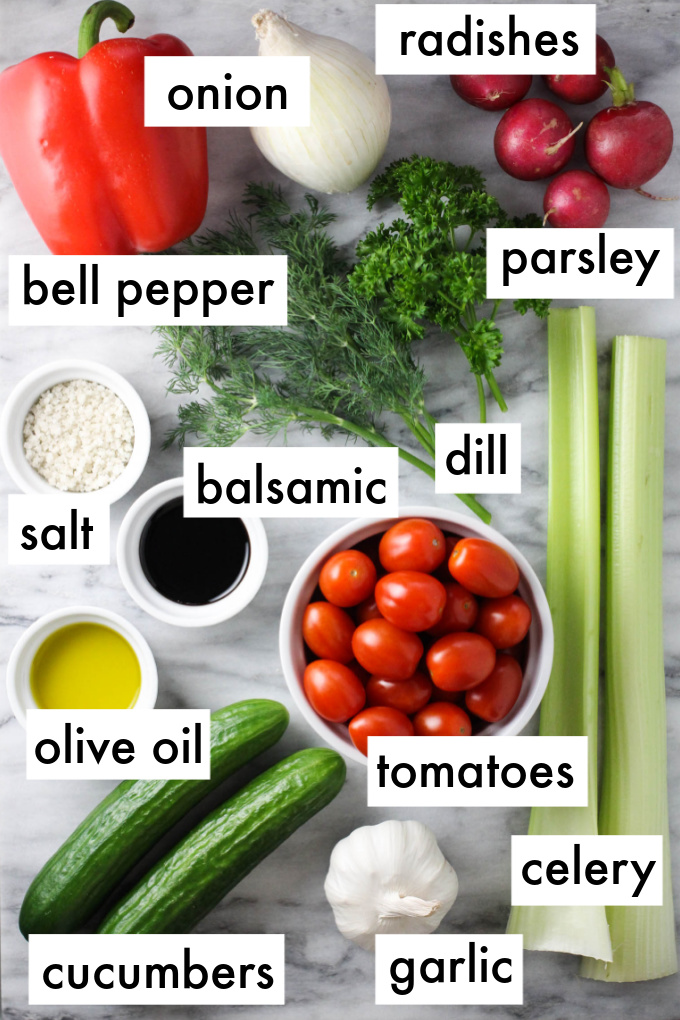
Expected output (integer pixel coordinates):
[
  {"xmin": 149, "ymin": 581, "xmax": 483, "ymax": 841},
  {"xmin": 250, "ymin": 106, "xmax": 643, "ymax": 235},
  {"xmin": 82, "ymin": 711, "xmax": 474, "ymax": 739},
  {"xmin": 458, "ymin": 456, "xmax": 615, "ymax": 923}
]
[
  {"xmin": 139, "ymin": 496, "xmax": 250, "ymax": 605},
  {"xmin": 30, "ymin": 623, "xmax": 141, "ymax": 710}
]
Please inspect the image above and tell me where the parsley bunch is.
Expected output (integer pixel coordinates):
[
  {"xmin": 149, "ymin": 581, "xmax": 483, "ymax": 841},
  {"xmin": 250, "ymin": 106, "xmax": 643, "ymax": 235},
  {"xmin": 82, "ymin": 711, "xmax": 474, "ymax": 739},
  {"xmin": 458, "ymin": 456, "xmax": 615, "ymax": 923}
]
[
  {"xmin": 156, "ymin": 183, "xmax": 490, "ymax": 522},
  {"xmin": 350, "ymin": 156, "xmax": 550, "ymax": 422}
]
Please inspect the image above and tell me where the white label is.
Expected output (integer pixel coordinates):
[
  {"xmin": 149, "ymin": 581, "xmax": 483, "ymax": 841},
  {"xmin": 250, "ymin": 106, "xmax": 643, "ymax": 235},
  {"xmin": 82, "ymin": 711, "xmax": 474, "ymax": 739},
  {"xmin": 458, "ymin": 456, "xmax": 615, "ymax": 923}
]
[
  {"xmin": 29, "ymin": 934, "xmax": 285, "ymax": 1005},
  {"xmin": 367, "ymin": 736, "xmax": 588, "ymax": 807},
  {"xmin": 435, "ymin": 424, "xmax": 521, "ymax": 494},
  {"xmin": 183, "ymin": 447, "xmax": 399, "ymax": 518},
  {"xmin": 8, "ymin": 495, "xmax": 110, "ymax": 565},
  {"xmin": 375, "ymin": 934, "xmax": 523, "ymax": 1005},
  {"xmin": 26, "ymin": 710, "xmax": 210, "ymax": 780},
  {"xmin": 375, "ymin": 4, "xmax": 595, "ymax": 75},
  {"xmin": 511, "ymin": 835, "xmax": 664, "ymax": 906},
  {"xmin": 8, "ymin": 256, "xmax": 287, "ymax": 326},
  {"xmin": 486, "ymin": 229, "xmax": 674, "ymax": 299},
  {"xmin": 145, "ymin": 56, "xmax": 310, "ymax": 127}
]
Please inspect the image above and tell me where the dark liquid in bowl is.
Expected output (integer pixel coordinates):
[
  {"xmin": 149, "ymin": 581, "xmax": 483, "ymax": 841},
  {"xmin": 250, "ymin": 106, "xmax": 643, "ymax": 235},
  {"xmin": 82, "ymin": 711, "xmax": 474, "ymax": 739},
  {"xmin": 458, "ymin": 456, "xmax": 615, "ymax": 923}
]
[{"xmin": 140, "ymin": 497, "xmax": 250, "ymax": 606}]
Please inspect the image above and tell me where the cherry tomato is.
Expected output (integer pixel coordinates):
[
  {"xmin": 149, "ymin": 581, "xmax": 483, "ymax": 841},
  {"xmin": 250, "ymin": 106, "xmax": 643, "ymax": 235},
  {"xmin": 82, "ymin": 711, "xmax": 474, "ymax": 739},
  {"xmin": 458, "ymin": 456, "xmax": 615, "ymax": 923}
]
[
  {"xmin": 449, "ymin": 538, "xmax": 520, "ymax": 598},
  {"xmin": 465, "ymin": 654, "xmax": 523, "ymax": 722},
  {"xmin": 353, "ymin": 534, "xmax": 383, "ymax": 571},
  {"xmin": 475, "ymin": 594, "xmax": 532, "ymax": 649},
  {"xmin": 379, "ymin": 518, "xmax": 447, "ymax": 573},
  {"xmin": 303, "ymin": 660, "xmax": 366, "ymax": 722},
  {"xmin": 302, "ymin": 602, "xmax": 355, "ymax": 663},
  {"xmin": 427, "ymin": 582, "xmax": 478, "ymax": 638},
  {"xmin": 355, "ymin": 595, "xmax": 383, "ymax": 625},
  {"xmin": 366, "ymin": 671, "xmax": 433, "ymax": 714},
  {"xmin": 375, "ymin": 571, "xmax": 446, "ymax": 632},
  {"xmin": 352, "ymin": 619, "xmax": 424, "ymax": 681},
  {"xmin": 431, "ymin": 687, "xmax": 466, "ymax": 704},
  {"xmin": 413, "ymin": 702, "xmax": 472, "ymax": 736},
  {"xmin": 348, "ymin": 706, "xmax": 414, "ymax": 756},
  {"xmin": 347, "ymin": 659, "xmax": 371, "ymax": 684},
  {"xmin": 503, "ymin": 639, "xmax": 528, "ymax": 667},
  {"xmin": 426, "ymin": 632, "xmax": 496, "ymax": 691},
  {"xmin": 319, "ymin": 549, "xmax": 377, "ymax": 607},
  {"xmin": 434, "ymin": 534, "xmax": 460, "ymax": 581}
]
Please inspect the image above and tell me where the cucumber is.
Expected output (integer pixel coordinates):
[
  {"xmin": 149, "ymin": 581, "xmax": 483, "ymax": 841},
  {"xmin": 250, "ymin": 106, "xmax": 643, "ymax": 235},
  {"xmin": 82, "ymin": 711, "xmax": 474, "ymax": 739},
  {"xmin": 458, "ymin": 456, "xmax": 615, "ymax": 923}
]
[
  {"xmin": 99, "ymin": 747, "xmax": 346, "ymax": 934},
  {"xmin": 19, "ymin": 699, "xmax": 289, "ymax": 937}
]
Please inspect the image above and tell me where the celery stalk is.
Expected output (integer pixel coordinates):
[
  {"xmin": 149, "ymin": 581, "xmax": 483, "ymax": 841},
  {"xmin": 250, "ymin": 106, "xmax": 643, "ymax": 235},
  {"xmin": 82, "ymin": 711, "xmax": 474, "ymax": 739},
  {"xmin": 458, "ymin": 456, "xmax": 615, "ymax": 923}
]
[
  {"xmin": 507, "ymin": 307, "xmax": 612, "ymax": 961},
  {"xmin": 581, "ymin": 336, "xmax": 677, "ymax": 982}
]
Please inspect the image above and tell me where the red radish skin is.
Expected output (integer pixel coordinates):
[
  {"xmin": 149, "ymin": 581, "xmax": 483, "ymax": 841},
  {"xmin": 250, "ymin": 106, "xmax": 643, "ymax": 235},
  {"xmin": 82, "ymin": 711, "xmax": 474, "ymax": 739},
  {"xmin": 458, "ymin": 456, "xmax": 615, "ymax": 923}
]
[
  {"xmin": 544, "ymin": 35, "xmax": 615, "ymax": 105},
  {"xmin": 494, "ymin": 99, "xmax": 582, "ymax": 181},
  {"xmin": 585, "ymin": 69, "xmax": 673, "ymax": 189},
  {"xmin": 543, "ymin": 170, "xmax": 611, "ymax": 228},
  {"xmin": 450, "ymin": 74, "xmax": 532, "ymax": 112}
]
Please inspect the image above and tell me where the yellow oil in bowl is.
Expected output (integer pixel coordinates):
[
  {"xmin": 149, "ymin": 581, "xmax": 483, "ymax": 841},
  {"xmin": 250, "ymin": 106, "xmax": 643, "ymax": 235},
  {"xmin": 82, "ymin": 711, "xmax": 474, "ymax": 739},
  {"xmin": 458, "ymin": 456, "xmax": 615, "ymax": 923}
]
[{"xmin": 30, "ymin": 622, "xmax": 141, "ymax": 710}]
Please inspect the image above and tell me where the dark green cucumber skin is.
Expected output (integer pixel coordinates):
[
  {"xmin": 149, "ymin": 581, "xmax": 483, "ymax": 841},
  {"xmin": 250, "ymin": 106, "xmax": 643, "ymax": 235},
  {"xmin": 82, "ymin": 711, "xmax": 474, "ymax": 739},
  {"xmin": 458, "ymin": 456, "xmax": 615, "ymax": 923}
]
[
  {"xmin": 99, "ymin": 748, "xmax": 346, "ymax": 934},
  {"xmin": 19, "ymin": 700, "xmax": 289, "ymax": 938}
]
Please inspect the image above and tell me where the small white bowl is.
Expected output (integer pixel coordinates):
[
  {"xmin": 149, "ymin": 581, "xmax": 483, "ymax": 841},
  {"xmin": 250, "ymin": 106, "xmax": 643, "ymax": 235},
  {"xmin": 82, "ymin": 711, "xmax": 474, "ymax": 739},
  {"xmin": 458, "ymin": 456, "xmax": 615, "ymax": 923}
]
[
  {"xmin": 117, "ymin": 477, "xmax": 269, "ymax": 628},
  {"xmin": 0, "ymin": 359, "xmax": 150, "ymax": 504},
  {"xmin": 6, "ymin": 606, "xmax": 158, "ymax": 728},
  {"xmin": 280, "ymin": 506, "xmax": 554, "ymax": 766}
]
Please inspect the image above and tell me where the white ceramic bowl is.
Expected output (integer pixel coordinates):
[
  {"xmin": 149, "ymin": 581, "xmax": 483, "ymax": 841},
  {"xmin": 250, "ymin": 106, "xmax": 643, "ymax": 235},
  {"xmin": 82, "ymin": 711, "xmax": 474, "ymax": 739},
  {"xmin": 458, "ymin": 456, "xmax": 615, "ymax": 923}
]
[
  {"xmin": 0, "ymin": 359, "xmax": 150, "ymax": 504},
  {"xmin": 280, "ymin": 506, "xmax": 554, "ymax": 765},
  {"xmin": 117, "ymin": 477, "xmax": 269, "ymax": 628},
  {"xmin": 6, "ymin": 605, "xmax": 158, "ymax": 728}
]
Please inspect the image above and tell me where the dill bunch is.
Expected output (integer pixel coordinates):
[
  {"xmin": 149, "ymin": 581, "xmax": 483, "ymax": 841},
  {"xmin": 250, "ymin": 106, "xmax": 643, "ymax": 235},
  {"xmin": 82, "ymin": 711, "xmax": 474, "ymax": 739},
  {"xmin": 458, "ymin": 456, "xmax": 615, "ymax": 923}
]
[{"xmin": 155, "ymin": 182, "xmax": 489, "ymax": 521}]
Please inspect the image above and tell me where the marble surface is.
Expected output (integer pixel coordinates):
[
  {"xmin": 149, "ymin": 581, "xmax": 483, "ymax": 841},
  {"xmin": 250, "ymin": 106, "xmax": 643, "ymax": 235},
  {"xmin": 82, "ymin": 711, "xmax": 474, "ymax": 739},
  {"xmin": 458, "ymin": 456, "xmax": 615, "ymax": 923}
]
[{"xmin": 1, "ymin": 0, "xmax": 679, "ymax": 1017}]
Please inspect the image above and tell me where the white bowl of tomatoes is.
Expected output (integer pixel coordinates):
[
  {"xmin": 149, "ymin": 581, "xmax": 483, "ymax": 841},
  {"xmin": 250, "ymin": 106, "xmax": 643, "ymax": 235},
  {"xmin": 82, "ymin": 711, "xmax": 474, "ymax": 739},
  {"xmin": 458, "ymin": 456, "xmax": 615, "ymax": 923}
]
[{"xmin": 279, "ymin": 507, "xmax": 554, "ymax": 766}]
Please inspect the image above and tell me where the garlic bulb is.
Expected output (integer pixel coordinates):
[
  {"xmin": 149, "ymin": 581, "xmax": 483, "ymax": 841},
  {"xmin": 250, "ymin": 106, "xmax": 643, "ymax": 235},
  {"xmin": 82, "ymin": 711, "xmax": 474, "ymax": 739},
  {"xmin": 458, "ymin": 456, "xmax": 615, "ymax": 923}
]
[
  {"xmin": 251, "ymin": 10, "xmax": 391, "ymax": 194},
  {"xmin": 324, "ymin": 820, "xmax": 458, "ymax": 951}
]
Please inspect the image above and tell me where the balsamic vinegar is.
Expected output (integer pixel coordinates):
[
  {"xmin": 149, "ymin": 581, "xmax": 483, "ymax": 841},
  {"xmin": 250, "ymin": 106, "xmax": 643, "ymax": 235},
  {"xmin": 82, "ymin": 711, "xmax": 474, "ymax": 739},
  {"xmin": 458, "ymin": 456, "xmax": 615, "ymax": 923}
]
[{"xmin": 140, "ymin": 497, "xmax": 250, "ymax": 606}]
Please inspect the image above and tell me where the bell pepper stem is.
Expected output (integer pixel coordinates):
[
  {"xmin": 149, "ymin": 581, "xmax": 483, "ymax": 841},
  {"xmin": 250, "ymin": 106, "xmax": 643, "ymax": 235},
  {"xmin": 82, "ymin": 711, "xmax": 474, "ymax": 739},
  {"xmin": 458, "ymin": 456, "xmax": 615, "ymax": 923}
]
[{"xmin": 78, "ymin": 1, "xmax": 135, "ymax": 57}]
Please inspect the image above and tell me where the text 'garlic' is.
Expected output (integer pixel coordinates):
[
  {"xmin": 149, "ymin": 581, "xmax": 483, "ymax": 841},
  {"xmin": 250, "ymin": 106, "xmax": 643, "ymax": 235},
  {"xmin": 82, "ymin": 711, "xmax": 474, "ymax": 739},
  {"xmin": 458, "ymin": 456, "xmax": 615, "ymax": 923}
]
[
  {"xmin": 324, "ymin": 819, "xmax": 458, "ymax": 951},
  {"xmin": 250, "ymin": 10, "xmax": 391, "ymax": 194}
]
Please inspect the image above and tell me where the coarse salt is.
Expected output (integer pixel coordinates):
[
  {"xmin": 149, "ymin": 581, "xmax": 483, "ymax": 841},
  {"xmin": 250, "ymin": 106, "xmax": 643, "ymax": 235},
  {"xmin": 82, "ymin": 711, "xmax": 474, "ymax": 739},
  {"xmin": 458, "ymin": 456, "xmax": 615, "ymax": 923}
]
[{"xmin": 23, "ymin": 379, "xmax": 135, "ymax": 492}]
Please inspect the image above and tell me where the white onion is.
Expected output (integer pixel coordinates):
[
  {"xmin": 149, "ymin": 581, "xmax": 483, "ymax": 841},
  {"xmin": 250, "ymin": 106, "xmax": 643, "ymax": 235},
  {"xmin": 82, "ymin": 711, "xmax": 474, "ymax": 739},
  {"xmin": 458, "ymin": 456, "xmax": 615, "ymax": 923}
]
[{"xmin": 250, "ymin": 10, "xmax": 391, "ymax": 194}]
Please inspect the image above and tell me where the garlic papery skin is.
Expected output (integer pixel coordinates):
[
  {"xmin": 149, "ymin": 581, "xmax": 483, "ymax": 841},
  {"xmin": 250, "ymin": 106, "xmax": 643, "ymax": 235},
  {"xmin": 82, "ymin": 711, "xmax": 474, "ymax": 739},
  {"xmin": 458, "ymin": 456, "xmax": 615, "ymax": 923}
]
[
  {"xmin": 324, "ymin": 820, "xmax": 458, "ymax": 951},
  {"xmin": 250, "ymin": 10, "xmax": 391, "ymax": 194}
]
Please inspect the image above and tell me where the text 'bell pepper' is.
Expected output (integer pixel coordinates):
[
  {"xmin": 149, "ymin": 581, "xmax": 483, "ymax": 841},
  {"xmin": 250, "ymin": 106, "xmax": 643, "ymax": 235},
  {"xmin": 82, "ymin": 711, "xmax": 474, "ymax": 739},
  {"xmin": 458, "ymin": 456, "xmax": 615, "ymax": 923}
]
[{"xmin": 0, "ymin": 1, "xmax": 208, "ymax": 255}]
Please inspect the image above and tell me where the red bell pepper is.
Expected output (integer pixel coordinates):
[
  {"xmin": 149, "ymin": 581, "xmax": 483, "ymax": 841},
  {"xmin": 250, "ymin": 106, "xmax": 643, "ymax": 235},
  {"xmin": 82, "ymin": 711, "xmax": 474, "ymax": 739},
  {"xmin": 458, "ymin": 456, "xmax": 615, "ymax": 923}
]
[{"xmin": 0, "ymin": 1, "xmax": 208, "ymax": 255}]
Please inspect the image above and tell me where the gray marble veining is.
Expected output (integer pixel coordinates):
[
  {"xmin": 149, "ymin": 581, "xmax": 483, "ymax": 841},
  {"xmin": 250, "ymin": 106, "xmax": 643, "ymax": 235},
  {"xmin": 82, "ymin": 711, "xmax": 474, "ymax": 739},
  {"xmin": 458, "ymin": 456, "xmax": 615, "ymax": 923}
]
[{"xmin": 1, "ymin": 0, "xmax": 679, "ymax": 1018}]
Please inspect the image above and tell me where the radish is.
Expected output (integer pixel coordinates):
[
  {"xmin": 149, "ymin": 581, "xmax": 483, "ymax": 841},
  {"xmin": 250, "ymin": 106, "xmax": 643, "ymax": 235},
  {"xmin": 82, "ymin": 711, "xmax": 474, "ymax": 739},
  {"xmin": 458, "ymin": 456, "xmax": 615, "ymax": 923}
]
[
  {"xmin": 585, "ymin": 68, "xmax": 673, "ymax": 189},
  {"xmin": 543, "ymin": 170, "xmax": 610, "ymax": 228},
  {"xmin": 545, "ymin": 35, "xmax": 615, "ymax": 105},
  {"xmin": 450, "ymin": 74, "xmax": 531, "ymax": 112},
  {"xmin": 494, "ymin": 98, "xmax": 582, "ymax": 181}
]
